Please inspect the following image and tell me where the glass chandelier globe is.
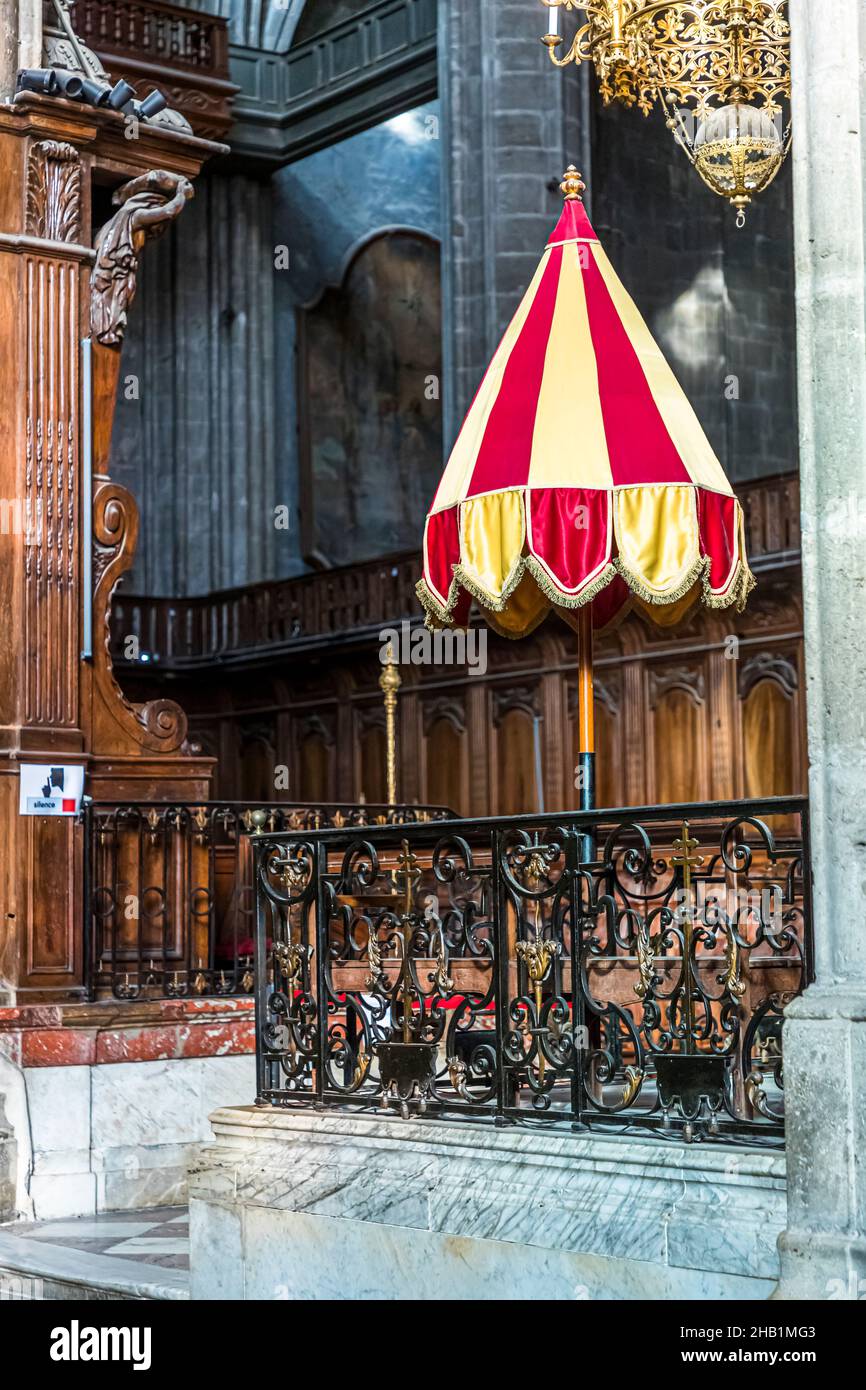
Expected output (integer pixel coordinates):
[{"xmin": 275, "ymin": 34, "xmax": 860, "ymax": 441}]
[{"xmin": 694, "ymin": 102, "xmax": 785, "ymax": 227}]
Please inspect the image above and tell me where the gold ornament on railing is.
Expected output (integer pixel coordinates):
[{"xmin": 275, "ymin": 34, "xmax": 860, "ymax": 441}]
[{"xmin": 539, "ymin": 1, "xmax": 791, "ymax": 225}]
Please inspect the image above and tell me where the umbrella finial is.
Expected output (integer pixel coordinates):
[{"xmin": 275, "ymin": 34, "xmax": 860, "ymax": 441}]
[{"xmin": 560, "ymin": 165, "xmax": 586, "ymax": 201}]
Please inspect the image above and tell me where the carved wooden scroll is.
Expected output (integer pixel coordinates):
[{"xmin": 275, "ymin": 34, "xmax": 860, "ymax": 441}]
[{"xmin": 88, "ymin": 169, "xmax": 194, "ymax": 756}]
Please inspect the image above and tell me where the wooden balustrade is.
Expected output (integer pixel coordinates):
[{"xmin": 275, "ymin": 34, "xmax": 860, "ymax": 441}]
[
  {"xmin": 72, "ymin": 0, "xmax": 237, "ymax": 140},
  {"xmin": 111, "ymin": 473, "xmax": 801, "ymax": 669}
]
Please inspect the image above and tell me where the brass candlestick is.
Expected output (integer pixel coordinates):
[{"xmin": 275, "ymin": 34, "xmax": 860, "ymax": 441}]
[{"xmin": 379, "ymin": 643, "xmax": 402, "ymax": 807}]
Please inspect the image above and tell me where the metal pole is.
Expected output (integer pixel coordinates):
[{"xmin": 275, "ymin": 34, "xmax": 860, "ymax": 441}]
[{"xmin": 576, "ymin": 605, "xmax": 595, "ymax": 812}]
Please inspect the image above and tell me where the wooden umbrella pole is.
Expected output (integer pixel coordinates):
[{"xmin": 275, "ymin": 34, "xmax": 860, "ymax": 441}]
[{"xmin": 576, "ymin": 606, "xmax": 595, "ymax": 812}]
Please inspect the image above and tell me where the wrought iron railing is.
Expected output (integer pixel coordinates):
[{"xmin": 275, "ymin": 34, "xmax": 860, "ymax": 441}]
[
  {"xmin": 253, "ymin": 796, "xmax": 811, "ymax": 1145},
  {"xmin": 83, "ymin": 800, "xmax": 452, "ymax": 1001}
]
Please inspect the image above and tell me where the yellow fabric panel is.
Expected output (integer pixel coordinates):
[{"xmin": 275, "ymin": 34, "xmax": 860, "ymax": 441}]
[
  {"xmin": 432, "ymin": 252, "xmax": 553, "ymax": 513},
  {"xmin": 633, "ymin": 588, "xmax": 700, "ymax": 628},
  {"xmin": 591, "ymin": 245, "xmax": 733, "ymax": 496},
  {"xmin": 460, "ymin": 490, "xmax": 525, "ymax": 602},
  {"xmin": 529, "ymin": 242, "xmax": 612, "ymax": 490},
  {"xmin": 483, "ymin": 572, "xmax": 550, "ymax": 638},
  {"xmin": 615, "ymin": 485, "xmax": 700, "ymax": 596}
]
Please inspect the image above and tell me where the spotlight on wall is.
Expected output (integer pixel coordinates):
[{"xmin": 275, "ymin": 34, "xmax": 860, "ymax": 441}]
[
  {"xmin": 106, "ymin": 78, "xmax": 136, "ymax": 111},
  {"xmin": 53, "ymin": 71, "xmax": 86, "ymax": 101},
  {"xmin": 80, "ymin": 79, "xmax": 112, "ymax": 107},
  {"xmin": 16, "ymin": 68, "xmax": 59, "ymax": 96},
  {"xmin": 137, "ymin": 89, "xmax": 168, "ymax": 120}
]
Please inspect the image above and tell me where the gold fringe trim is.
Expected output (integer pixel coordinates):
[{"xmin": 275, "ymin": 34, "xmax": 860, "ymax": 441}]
[
  {"xmin": 614, "ymin": 552, "xmax": 708, "ymax": 608},
  {"xmin": 418, "ymin": 492, "xmax": 756, "ymax": 629},
  {"xmin": 415, "ymin": 577, "xmax": 461, "ymax": 630},
  {"xmin": 451, "ymin": 558, "xmax": 525, "ymax": 614},
  {"xmin": 524, "ymin": 554, "xmax": 619, "ymax": 610}
]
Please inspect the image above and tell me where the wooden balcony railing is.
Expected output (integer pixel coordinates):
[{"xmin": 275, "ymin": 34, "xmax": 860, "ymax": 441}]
[
  {"xmin": 72, "ymin": 0, "xmax": 236, "ymax": 140},
  {"xmin": 110, "ymin": 472, "xmax": 801, "ymax": 671},
  {"xmin": 84, "ymin": 799, "xmax": 453, "ymax": 1001}
]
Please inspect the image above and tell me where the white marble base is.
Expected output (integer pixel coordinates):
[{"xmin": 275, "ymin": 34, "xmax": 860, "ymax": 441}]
[
  {"xmin": 188, "ymin": 1106, "xmax": 787, "ymax": 1300},
  {"xmin": 8, "ymin": 1055, "xmax": 255, "ymax": 1221},
  {"xmin": 0, "ymin": 1109, "xmax": 13, "ymax": 1222}
]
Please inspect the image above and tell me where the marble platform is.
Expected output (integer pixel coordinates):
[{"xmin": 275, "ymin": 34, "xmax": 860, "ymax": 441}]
[
  {"xmin": 0, "ymin": 1053, "xmax": 255, "ymax": 1220},
  {"xmin": 188, "ymin": 1106, "xmax": 787, "ymax": 1300}
]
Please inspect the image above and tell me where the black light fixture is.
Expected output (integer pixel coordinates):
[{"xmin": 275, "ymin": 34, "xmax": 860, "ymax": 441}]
[
  {"xmin": 137, "ymin": 90, "xmax": 168, "ymax": 120},
  {"xmin": 106, "ymin": 78, "xmax": 136, "ymax": 112},
  {"xmin": 16, "ymin": 68, "xmax": 169, "ymax": 123},
  {"xmin": 16, "ymin": 69, "xmax": 59, "ymax": 96},
  {"xmin": 53, "ymin": 71, "xmax": 85, "ymax": 100},
  {"xmin": 80, "ymin": 78, "xmax": 112, "ymax": 107}
]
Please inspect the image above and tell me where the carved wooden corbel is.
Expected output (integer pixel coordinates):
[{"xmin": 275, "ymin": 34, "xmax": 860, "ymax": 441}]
[{"xmin": 91, "ymin": 170, "xmax": 193, "ymax": 346}]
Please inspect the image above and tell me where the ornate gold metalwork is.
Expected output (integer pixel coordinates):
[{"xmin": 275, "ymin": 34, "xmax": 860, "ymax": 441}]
[
  {"xmin": 379, "ymin": 643, "xmax": 402, "ymax": 807},
  {"xmin": 720, "ymin": 924, "xmax": 747, "ymax": 999},
  {"xmin": 448, "ymin": 1057, "xmax": 473, "ymax": 1100},
  {"xmin": 560, "ymin": 164, "xmax": 587, "ymax": 200},
  {"xmin": 634, "ymin": 924, "xmax": 655, "ymax": 1000},
  {"xmin": 365, "ymin": 919, "xmax": 384, "ymax": 989},
  {"xmin": 540, "ymin": 2, "xmax": 791, "ymax": 220},
  {"xmin": 621, "ymin": 1064, "xmax": 645, "ymax": 1106},
  {"xmin": 670, "ymin": 821, "xmax": 704, "ymax": 1052},
  {"xmin": 516, "ymin": 937, "xmax": 559, "ymax": 986},
  {"xmin": 515, "ymin": 849, "xmax": 561, "ymax": 1083},
  {"xmin": 273, "ymin": 940, "xmax": 310, "ymax": 984},
  {"xmin": 391, "ymin": 839, "xmax": 424, "ymax": 1043}
]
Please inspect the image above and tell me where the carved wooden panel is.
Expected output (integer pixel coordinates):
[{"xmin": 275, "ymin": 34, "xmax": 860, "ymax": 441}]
[
  {"xmin": 647, "ymin": 664, "xmax": 709, "ymax": 806},
  {"xmin": 359, "ymin": 724, "xmax": 387, "ymax": 804},
  {"xmin": 26, "ymin": 141, "xmax": 82, "ymax": 243},
  {"xmin": 496, "ymin": 708, "xmax": 538, "ymax": 817},
  {"xmin": 24, "ymin": 252, "xmax": 80, "ymax": 730},
  {"xmin": 297, "ymin": 718, "xmax": 334, "ymax": 802},
  {"xmin": 425, "ymin": 716, "xmax": 465, "ymax": 814}
]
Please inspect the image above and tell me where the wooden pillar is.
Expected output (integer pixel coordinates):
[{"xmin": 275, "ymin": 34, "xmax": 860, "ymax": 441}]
[{"xmin": 0, "ymin": 94, "xmax": 222, "ymax": 1002}]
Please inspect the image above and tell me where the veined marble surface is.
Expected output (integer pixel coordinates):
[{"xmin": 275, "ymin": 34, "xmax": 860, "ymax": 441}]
[
  {"xmin": 9, "ymin": 1055, "xmax": 255, "ymax": 1221},
  {"xmin": 188, "ymin": 1106, "xmax": 787, "ymax": 1300}
]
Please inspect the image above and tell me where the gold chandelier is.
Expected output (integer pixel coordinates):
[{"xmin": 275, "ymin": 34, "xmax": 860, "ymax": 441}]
[{"xmin": 539, "ymin": 1, "xmax": 792, "ymax": 225}]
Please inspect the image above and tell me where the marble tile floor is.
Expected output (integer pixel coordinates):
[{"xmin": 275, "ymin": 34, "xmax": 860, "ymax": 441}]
[
  {"xmin": 0, "ymin": 1207, "xmax": 190, "ymax": 1300},
  {"xmin": 10, "ymin": 1206, "xmax": 190, "ymax": 1270}
]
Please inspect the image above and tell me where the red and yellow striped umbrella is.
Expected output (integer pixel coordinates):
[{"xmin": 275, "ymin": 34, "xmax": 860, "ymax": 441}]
[{"xmin": 417, "ymin": 168, "xmax": 755, "ymax": 642}]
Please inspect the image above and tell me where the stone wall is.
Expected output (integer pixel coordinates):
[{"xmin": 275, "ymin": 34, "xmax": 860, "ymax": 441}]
[
  {"xmin": 438, "ymin": 0, "xmax": 585, "ymax": 448},
  {"xmin": 0, "ymin": 1095, "xmax": 14, "ymax": 1222},
  {"xmin": 0, "ymin": 1001, "xmax": 257, "ymax": 1220},
  {"xmin": 110, "ymin": 172, "xmax": 278, "ymax": 597},
  {"xmin": 591, "ymin": 100, "xmax": 798, "ymax": 485}
]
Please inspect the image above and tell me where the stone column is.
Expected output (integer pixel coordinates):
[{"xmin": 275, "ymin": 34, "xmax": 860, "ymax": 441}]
[
  {"xmin": 438, "ymin": 0, "xmax": 587, "ymax": 448},
  {"xmin": 775, "ymin": 0, "xmax": 866, "ymax": 1300},
  {"xmin": 0, "ymin": 1, "xmax": 42, "ymax": 99}
]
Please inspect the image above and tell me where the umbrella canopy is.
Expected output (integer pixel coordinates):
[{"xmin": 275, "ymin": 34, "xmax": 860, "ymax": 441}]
[{"xmin": 417, "ymin": 168, "xmax": 755, "ymax": 639}]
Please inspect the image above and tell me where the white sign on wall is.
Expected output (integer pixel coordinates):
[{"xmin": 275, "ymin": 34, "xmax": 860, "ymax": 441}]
[{"xmin": 18, "ymin": 765, "xmax": 85, "ymax": 816}]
